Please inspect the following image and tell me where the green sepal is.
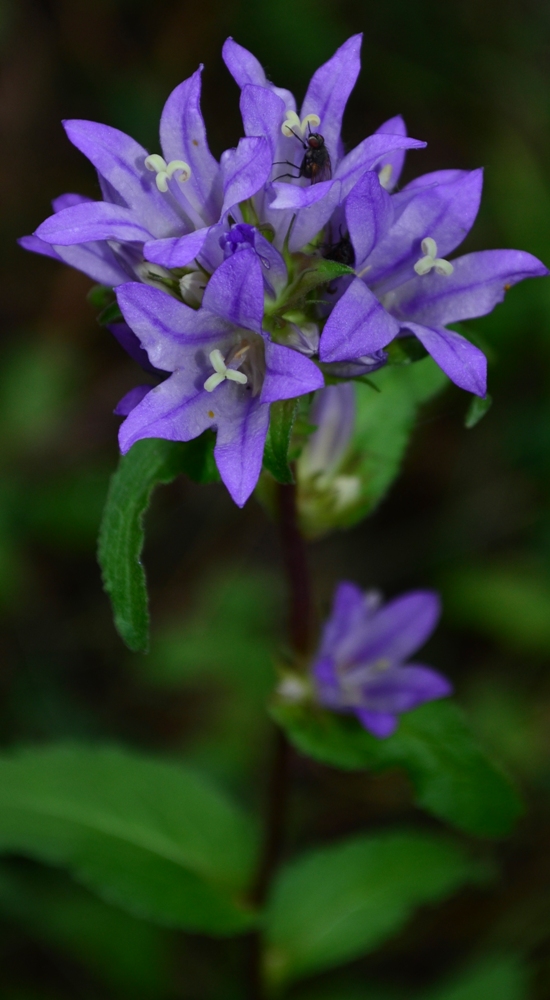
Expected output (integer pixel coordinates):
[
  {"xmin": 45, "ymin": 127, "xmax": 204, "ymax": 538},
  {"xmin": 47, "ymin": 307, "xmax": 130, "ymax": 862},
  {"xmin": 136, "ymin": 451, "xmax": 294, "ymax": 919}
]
[
  {"xmin": 86, "ymin": 284, "xmax": 115, "ymax": 310},
  {"xmin": 465, "ymin": 392, "xmax": 492, "ymax": 428},
  {"xmin": 263, "ymin": 399, "xmax": 298, "ymax": 484},
  {"xmin": 97, "ymin": 300, "xmax": 124, "ymax": 326},
  {"xmin": 283, "ymin": 259, "xmax": 355, "ymax": 309},
  {"xmin": 98, "ymin": 434, "xmax": 218, "ymax": 652},
  {"xmin": 386, "ymin": 336, "xmax": 429, "ymax": 365},
  {"xmin": 270, "ymin": 698, "xmax": 523, "ymax": 837}
]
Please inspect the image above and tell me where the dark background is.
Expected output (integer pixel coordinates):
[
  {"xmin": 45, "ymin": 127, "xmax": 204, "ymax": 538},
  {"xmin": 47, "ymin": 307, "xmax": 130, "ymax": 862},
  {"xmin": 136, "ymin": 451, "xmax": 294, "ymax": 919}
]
[{"xmin": 1, "ymin": 0, "xmax": 550, "ymax": 996}]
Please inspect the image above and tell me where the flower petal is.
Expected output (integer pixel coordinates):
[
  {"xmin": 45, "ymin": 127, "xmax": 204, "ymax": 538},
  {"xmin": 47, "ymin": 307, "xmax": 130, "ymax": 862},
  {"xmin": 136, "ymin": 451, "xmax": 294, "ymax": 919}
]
[
  {"xmin": 300, "ymin": 383, "xmax": 356, "ymax": 478},
  {"xmin": 335, "ymin": 133, "xmax": 427, "ymax": 198},
  {"xmin": 366, "ymin": 169, "xmax": 484, "ymax": 291},
  {"xmin": 318, "ymin": 581, "xmax": 375, "ymax": 659},
  {"xmin": 240, "ymin": 84, "xmax": 286, "ymax": 159},
  {"xmin": 345, "ymin": 169, "xmax": 394, "ymax": 267},
  {"xmin": 213, "ymin": 390, "xmax": 270, "ymax": 506},
  {"xmin": 35, "ymin": 201, "xmax": 154, "ymax": 246},
  {"xmin": 108, "ymin": 321, "xmax": 165, "ymax": 375},
  {"xmin": 118, "ymin": 370, "xmax": 213, "ymax": 454},
  {"xmin": 114, "ymin": 384, "xmax": 153, "ymax": 416},
  {"xmin": 390, "ymin": 249, "xmax": 549, "ymax": 327},
  {"xmin": 51, "ymin": 192, "xmax": 92, "ymax": 212},
  {"xmin": 143, "ymin": 227, "xmax": 210, "ymax": 268},
  {"xmin": 63, "ymin": 119, "xmax": 179, "ymax": 237},
  {"xmin": 355, "ymin": 710, "xmax": 398, "ymax": 738},
  {"xmin": 159, "ymin": 67, "xmax": 220, "ymax": 221},
  {"xmin": 222, "ymin": 38, "xmax": 296, "ymax": 110},
  {"xmin": 320, "ymin": 278, "xmax": 400, "ymax": 361},
  {"xmin": 401, "ymin": 321, "xmax": 486, "ymax": 396},
  {"xmin": 220, "ymin": 136, "xmax": 273, "ymax": 216},
  {"xmin": 116, "ymin": 283, "xmax": 232, "ymax": 371},
  {"xmin": 202, "ymin": 249, "xmax": 264, "ymax": 332},
  {"xmin": 260, "ymin": 340, "xmax": 324, "ymax": 403},
  {"xmin": 301, "ymin": 34, "xmax": 362, "ymax": 162},
  {"xmin": 357, "ymin": 664, "xmax": 452, "ymax": 713},
  {"xmin": 373, "ymin": 115, "xmax": 408, "ymax": 191},
  {"xmin": 344, "ymin": 590, "xmax": 441, "ymax": 667}
]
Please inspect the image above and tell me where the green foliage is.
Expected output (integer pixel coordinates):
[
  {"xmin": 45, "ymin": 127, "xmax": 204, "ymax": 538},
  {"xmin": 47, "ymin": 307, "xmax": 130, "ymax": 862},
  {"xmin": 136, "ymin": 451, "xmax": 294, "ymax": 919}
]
[
  {"xmin": 0, "ymin": 744, "xmax": 257, "ymax": 934},
  {"xmin": 263, "ymin": 399, "xmax": 298, "ymax": 484},
  {"xmin": 98, "ymin": 434, "xmax": 218, "ymax": 652},
  {"xmin": 425, "ymin": 955, "xmax": 529, "ymax": 1000},
  {"xmin": 444, "ymin": 563, "xmax": 550, "ymax": 655},
  {"xmin": 264, "ymin": 830, "xmax": 484, "ymax": 985},
  {"xmin": 297, "ymin": 357, "xmax": 447, "ymax": 538},
  {"xmin": 271, "ymin": 699, "xmax": 522, "ymax": 837},
  {"xmin": 0, "ymin": 863, "xmax": 172, "ymax": 997}
]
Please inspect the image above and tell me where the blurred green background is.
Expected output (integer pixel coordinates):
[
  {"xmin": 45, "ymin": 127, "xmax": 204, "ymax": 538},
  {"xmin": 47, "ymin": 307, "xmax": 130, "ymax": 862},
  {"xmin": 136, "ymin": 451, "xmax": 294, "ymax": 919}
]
[{"xmin": 1, "ymin": 0, "xmax": 550, "ymax": 996}]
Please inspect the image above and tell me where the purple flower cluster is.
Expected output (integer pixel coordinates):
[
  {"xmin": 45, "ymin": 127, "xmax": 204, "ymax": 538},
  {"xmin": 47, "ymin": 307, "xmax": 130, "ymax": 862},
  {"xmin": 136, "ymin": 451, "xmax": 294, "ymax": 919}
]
[
  {"xmin": 312, "ymin": 582, "xmax": 450, "ymax": 737},
  {"xmin": 21, "ymin": 35, "xmax": 548, "ymax": 505}
]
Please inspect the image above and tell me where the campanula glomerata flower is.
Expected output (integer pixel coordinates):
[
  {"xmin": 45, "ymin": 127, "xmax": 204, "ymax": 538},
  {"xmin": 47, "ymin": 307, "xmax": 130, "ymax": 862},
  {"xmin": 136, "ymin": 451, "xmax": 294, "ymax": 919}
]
[{"xmin": 312, "ymin": 582, "xmax": 451, "ymax": 737}]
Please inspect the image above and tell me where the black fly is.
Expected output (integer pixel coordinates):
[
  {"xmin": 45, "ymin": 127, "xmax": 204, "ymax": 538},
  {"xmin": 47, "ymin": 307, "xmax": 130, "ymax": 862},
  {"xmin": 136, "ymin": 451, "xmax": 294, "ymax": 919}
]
[
  {"xmin": 323, "ymin": 232, "xmax": 355, "ymax": 268},
  {"xmin": 273, "ymin": 127, "xmax": 332, "ymax": 185}
]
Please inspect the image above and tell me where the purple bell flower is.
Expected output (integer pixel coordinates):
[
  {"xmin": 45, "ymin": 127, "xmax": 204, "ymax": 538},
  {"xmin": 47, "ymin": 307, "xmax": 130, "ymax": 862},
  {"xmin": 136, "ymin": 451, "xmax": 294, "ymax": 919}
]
[
  {"xmin": 320, "ymin": 165, "xmax": 549, "ymax": 396},
  {"xmin": 312, "ymin": 581, "xmax": 452, "ymax": 738},
  {"xmin": 114, "ymin": 249, "xmax": 323, "ymax": 507}
]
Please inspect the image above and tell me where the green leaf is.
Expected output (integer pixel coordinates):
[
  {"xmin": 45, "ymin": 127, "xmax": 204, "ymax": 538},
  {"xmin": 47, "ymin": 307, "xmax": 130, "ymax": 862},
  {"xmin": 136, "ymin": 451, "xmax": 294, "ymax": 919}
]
[
  {"xmin": 97, "ymin": 300, "xmax": 124, "ymax": 325},
  {"xmin": 265, "ymin": 830, "xmax": 484, "ymax": 985},
  {"xmin": 87, "ymin": 284, "xmax": 115, "ymax": 310},
  {"xmin": 0, "ymin": 862, "xmax": 172, "ymax": 997},
  {"xmin": 98, "ymin": 435, "xmax": 218, "ymax": 652},
  {"xmin": 283, "ymin": 259, "xmax": 355, "ymax": 306},
  {"xmin": 0, "ymin": 745, "xmax": 257, "ymax": 935},
  {"xmin": 464, "ymin": 393, "xmax": 492, "ymax": 429},
  {"xmin": 271, "ymin": 699, "xmax": 522, "ymax": 837},
  {"xmin": 263, "ymin": 399, "xmax": 298, "ymax": 484}
]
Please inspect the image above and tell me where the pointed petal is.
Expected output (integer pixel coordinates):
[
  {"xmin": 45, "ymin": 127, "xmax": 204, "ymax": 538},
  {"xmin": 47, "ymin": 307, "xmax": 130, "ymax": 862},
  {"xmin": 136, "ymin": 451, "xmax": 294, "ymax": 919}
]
[
  {"xmin": 240, "ymin": 84, "xmax": 286, "ymax": 158},
  {"xmin": 301, "ymin": 35, "xmax": 362, "ymax": 159},
  {"xmin": 318, "ymin": 581, "xmax": 373, "ymax": 658},
  {"xmin": 63, "ymin": 119, "xmax": 178, "ymax": 236},
  {"xmin": 355, "ymin": 710, "xmax": 398, "ymax": 738},
  {"xmin": 346, "ymin": 170, "xmax": 394, "ymax": 267},
  {"xmin": 261, "ymin": 341, "xmax": 323, "ymax": 403},
  {"xmin": 159, "ymin": 67, "xmax": 220, "ymax": 220},
  {"xmin": 114, "ymin": 384, "xmax": 153, "ymax": 416},
  {"xmin": 222, "ymin": 38, "xmax": 296, "ymax": 109},
  {"xmin": 213, "ymin": 391, "xmax": 270, "ymax": 506},
  {"xmin": 20, "ymin": 233, "xmax": 129, "ymax": 286},
  {"xmin": 19, "ymin": 235, "xmax": 63, "ymax": 262},
  {"xmin": 344, "ymin": 590, "xmax": 441, "ymax": 666},
  {"xmin": 202, "ymin": 249, "xmax": 264, "ymax": 332},
  {"xmin": 116, "ymin": 283, "xmax": 232, "ymax": 371},
  {"xmin": 401, "ymin": 322, "xmax": 486, "ymax": 396},
  {"xmin": 391, "ymin": 249, "xmax": 549, "ymax": 327},
  {"xmin": 366, "ymin": 169, "xmax": 484, "ymax": 290},
  {"xmin": 373, "ymin": 115, "xmax": 407, "ymax": 191},
  {"xmin": 52, "ymin": 192, "xmax": 92, "ymax": 212},
  {"xmin": 118, "ymin": 370, "xmax": 213, "ymax": 453},
  {"xmin": 220, "ymin": 136, "xmax": 273, "ymax": 216},
  {"xmin": 335, "ymin": 133, "xmax": 426, "ymax": 199},
  {"xmin": 35, "ymin": 201, "xmax": 153, "ymax": 245},
  {"xmin": 108, "ymin": 321, "xmax": 164, "ymax": 375},
  {"xmin": 143, "ymin": 227, "xmax": 210, "ymax": 268},
  {"xmin": 320, "ymin": 278, "xmax": 400, "ymax": 361},
  {"xmin": 358, "ymin": 665, "xmax": 452, "ymax": 714}
]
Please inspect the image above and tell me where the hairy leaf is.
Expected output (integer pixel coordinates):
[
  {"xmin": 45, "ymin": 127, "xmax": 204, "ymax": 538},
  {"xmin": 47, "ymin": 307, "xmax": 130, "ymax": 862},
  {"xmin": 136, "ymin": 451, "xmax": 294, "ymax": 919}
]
[
  {"xmin": 265, "ymin": 830, "xmax": 484, "ymax": 985},
  {"xmin": 0, "ymin": 745, "xmax": 257, "ymax": 934},
  {"xmin": 98, "ymin": 435, "xmax": 218, "ymax": 652}
]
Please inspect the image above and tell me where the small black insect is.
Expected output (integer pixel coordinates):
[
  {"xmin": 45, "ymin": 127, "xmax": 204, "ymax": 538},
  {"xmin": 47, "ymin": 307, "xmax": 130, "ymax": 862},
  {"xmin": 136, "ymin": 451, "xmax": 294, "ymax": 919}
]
[
  {"xmin": 323, "ymin": 232, "xmax": 355, "ymax": 268},
  {"xmin": 273, "ymin": 128, "xmax": 332, "ymax": 185}
]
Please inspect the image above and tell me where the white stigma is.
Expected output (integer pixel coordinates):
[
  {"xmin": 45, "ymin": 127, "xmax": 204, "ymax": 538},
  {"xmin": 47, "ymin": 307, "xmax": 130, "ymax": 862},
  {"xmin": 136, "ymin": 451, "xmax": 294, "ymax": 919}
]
[
  {"xmin": 203, "ymin": 349, "xmax": 248, "ymax": 392},
  {"xmin": 281, "ymin": 111, "xmax": 321, "ymax": 138},
  {"xmin": 144, "ymin": 154, "xmax": 191, "ymax": 193},
  {"xmin": 414, "ymin": 237, "xmax": 454, "ymax": 276},
  {"xmin": 378, "ymin": 163, "xmax": 393, "ymax": 189}
]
